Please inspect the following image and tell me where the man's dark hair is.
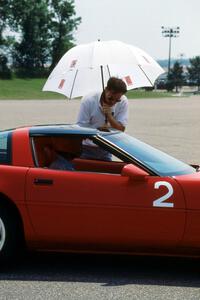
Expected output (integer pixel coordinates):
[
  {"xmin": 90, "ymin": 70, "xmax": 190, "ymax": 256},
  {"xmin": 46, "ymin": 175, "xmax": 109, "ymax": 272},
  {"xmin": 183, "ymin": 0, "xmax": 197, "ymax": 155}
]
[{"xmin": 106, "ymin": 77, "xmax": 127, "ymax": 94}]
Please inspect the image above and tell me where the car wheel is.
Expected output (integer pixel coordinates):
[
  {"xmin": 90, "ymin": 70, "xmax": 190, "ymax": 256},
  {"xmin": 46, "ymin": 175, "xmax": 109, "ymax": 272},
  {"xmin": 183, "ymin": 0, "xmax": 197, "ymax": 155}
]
[
  {"xmin": 0, "ymin": 217, "xmax": 6, "ymax": 252},
  {"xmin": 0, "ymin": 204, "xmax": 23, "ymax": 261}
]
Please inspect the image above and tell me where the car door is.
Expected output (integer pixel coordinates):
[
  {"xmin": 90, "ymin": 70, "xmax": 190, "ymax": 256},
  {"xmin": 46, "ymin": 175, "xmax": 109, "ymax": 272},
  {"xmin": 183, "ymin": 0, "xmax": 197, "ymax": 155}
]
[{"xmin": 25, "ymin": 166, "xmax": 186, "ymax": 252}]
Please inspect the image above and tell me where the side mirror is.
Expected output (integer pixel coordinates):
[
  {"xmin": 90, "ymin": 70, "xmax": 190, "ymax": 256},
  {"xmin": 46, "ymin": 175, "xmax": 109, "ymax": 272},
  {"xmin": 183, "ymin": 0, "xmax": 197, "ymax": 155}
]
[{"xmin": 121, "ymin": 164, "xmax": 149, "ymax": 181}]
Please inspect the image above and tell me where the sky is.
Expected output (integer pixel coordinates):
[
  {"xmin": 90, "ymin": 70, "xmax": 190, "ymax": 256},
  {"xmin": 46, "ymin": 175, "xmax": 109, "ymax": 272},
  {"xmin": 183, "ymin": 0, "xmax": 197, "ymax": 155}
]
[{"xmin": 74, "ymin": 0, "xmax": 200, "ymax": 60}]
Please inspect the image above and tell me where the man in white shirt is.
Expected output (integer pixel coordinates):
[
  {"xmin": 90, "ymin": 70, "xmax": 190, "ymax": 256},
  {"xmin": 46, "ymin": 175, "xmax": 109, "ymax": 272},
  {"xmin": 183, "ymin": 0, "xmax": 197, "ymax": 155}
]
[
  {"xmin": 77, "ymin": 77, "xmax": 128, "ymax": 160},
  {"xmin": 77, "ymin": 77, "xmax": 128, "ymax": 131}
]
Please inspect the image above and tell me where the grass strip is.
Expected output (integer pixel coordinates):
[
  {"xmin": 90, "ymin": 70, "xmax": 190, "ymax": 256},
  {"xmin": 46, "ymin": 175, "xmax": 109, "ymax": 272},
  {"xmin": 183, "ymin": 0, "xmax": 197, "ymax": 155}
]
[{"xmin": 0, "ymin": 78, "xmax": 173, "ymax": 100}]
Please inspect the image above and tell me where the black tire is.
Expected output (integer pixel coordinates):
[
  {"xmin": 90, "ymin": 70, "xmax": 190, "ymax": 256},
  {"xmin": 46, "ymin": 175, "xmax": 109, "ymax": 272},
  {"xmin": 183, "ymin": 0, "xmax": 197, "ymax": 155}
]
[{"xmin": 0, "ymin": 203, "xmax": 24, "ymax": 261}]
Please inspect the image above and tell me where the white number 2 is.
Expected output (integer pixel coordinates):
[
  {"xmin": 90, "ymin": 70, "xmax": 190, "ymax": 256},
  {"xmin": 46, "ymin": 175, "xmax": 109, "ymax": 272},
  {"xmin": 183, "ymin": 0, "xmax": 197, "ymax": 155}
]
[{"xmin": 153, "ymin": 181, "xmax": 174, "ymax": 208}]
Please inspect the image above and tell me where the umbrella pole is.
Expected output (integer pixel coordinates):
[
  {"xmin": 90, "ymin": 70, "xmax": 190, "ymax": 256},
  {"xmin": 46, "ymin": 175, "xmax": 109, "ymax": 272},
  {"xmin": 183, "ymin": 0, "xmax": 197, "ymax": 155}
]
[
  {"xmin": 100, "ymin": 65, "xmax": 105, "ymax": 92},
  {"xmin": 100, "ymin": 65, "xmax": 108, "ymax": 124}
]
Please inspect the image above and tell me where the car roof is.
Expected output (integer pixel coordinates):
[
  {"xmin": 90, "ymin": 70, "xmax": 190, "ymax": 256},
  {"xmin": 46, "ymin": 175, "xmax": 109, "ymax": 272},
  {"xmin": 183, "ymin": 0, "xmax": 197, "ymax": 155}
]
[
  {"xmin": 29, "ymin": 124, "xmax": 118, "ymax": 137},
  {"xmin": 29, "ymin": 124, "xmax": 97, "ymax": 136},
  {"xmin": 0, "ymin": 124, "xmax": 121, "ymax": 139}
]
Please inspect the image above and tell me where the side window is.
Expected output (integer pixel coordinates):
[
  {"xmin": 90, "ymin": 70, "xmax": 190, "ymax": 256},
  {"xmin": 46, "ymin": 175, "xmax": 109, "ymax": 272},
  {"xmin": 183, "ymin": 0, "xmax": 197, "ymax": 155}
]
[
  {"xmin": 0, "ymin": 131, "xmax": 12, "ymax": 165},
  {"xmin": 32, "ymin": 136, "xmax": 82, "ymax": 168}
]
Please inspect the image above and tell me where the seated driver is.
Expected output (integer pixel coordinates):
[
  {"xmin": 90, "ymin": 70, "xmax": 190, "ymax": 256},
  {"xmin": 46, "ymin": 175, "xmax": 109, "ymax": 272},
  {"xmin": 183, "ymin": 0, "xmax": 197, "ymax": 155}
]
[{"xmin": 43, "ymin": 144, "xmax": 74, "ymax": 171}]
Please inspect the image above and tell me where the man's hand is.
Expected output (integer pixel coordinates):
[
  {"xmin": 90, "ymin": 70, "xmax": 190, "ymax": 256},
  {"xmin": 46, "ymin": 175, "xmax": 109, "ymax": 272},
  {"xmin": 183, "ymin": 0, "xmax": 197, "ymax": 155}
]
[
  {"xmin": 101, "ymin": 104, "xmax": 112, "ymax": 116},
  {"xmin": 101, "ymin": 104, "xmax": 125, "ymax": 131}
]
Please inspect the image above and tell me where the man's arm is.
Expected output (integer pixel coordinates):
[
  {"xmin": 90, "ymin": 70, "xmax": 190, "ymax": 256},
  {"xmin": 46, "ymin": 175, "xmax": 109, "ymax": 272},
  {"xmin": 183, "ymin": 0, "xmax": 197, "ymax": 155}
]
[{"xmin": 77, "ymin": 99, "xmax": 91, "ymax": 127}]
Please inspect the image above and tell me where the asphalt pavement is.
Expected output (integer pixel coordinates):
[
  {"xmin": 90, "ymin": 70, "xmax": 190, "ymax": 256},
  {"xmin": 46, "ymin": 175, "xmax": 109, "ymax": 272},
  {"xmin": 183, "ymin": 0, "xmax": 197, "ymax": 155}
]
[
  {"xmin": 1, "ymin": 253, "xmax": 200, "ymax": 300},
  {"xmin": 0, "ymin": 95, "xmax": 200, "ymax": 163}
]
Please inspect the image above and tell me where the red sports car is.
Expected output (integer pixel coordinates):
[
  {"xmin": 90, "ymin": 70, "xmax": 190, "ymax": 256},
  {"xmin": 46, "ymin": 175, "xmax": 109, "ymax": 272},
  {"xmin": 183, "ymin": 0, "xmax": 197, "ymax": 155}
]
[{"xmin": 0, "ymin": 124, "xmax": 199, "ymax": 260}]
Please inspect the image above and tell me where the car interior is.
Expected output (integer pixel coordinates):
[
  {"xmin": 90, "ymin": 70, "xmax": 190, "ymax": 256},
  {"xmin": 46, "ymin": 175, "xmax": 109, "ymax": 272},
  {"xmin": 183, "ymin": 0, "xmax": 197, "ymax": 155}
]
[{"xmin": 32, "ymin": 136, "xmax": 126, "ymax": 174}]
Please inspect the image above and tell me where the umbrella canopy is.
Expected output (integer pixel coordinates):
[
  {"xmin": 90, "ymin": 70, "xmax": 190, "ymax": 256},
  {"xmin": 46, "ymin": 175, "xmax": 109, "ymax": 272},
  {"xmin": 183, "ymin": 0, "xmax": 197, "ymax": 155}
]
[{"xmin": 43, "ymin": 40, "xmax": 164, "ymax": 99}]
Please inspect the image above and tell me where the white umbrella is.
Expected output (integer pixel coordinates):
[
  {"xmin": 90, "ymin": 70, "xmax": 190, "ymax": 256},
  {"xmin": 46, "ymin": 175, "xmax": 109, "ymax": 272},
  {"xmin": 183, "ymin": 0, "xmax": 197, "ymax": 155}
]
[{"xmin": 43, "ymin": 40, "xmax": 164, "ymax": 99}]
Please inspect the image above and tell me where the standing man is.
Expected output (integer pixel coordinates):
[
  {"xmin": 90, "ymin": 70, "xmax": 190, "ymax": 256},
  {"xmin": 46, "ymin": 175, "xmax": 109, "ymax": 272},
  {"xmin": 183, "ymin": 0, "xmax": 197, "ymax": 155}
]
[{"xmin": 77, "ymin": 77, "xmax": 128, "ymax": 160}]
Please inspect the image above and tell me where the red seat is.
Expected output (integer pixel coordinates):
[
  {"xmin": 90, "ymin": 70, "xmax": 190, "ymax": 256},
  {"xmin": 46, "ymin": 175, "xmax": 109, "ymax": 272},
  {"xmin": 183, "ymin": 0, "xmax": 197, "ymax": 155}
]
[{"xmin": 72, "ymin": 158, "xmax": 126, "ymax": 174}]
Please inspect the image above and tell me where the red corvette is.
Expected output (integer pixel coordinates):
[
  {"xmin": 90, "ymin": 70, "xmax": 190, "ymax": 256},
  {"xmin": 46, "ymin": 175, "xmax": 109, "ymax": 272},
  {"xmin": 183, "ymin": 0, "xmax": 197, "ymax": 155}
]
[{"xmin": 0, "ymin": 124, "xmax": 200, "ymax": 260}]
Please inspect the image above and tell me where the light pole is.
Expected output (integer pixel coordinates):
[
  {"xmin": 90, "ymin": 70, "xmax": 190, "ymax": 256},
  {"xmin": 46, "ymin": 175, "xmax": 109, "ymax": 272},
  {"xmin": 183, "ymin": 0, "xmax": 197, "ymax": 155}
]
[{"xmin": 161, "ymin": 26, "xmax": 180, "ymax": 75}]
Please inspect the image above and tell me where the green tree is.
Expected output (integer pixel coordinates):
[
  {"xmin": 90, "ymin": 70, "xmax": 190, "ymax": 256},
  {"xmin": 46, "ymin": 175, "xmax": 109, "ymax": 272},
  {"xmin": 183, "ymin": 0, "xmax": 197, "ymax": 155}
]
[
  {"xmin": 0, "ymin": 0, "xmax": 10, "ymax": 40},
  {"xmin": 1, "ymin": 0, "xmax": 81, "ymax": 77},
  {"xmin": 0, "ymin": 54, "xmax": 12, "ymax": 79},
  {"xmin": 49, "ymin": 0, "xmax": 81, "ymax": 70},
  {"xmin": 11, "ymin": 0, "xmax": 51, "ymax": 77},
  {"xmin": 187, "ymin": 56, "xmax": 200, "ymax": 91},
  {"xmin": 168, "ymin": 61, "xmax": 184, "ymax": 93},
  {"xmin": 0, "ymin": 0, "xmax": 13, "ymax": 78}
]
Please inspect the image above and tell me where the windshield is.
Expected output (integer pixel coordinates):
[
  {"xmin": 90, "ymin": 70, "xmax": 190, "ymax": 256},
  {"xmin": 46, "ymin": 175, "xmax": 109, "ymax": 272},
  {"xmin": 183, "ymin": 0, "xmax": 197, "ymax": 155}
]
[{"xmin": 102, "ymin": 132, "xmax": 195, "ymax": 176}]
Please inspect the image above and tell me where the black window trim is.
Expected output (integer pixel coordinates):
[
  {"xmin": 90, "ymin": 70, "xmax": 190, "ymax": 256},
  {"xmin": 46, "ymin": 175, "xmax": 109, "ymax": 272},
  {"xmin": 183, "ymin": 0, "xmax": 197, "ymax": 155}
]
[{"xmin": 0, "ymin": 130, "xmax": 12, "ymax": 165}]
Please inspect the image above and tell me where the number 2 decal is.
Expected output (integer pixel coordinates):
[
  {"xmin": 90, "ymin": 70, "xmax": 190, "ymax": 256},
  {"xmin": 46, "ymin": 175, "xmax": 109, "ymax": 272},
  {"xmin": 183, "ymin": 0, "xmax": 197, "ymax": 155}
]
[{"xmin": 153, "ymin": 181, "xmax": 174, "ymax": 208}]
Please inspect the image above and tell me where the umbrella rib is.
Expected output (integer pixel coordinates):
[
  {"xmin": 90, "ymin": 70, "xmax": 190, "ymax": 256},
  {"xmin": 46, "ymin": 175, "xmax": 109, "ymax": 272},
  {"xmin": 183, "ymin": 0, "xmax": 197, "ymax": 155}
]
[
  {"xmin": 138, "ymin": 65, "xmax": 154, "ymax": 86},
  {"xmin": 69, "ymin": 69, "xmax": 78, "ymax": 99},
  {"xmin": 107, "ymin": 65, "xmax": 111, "ymax": 78}
]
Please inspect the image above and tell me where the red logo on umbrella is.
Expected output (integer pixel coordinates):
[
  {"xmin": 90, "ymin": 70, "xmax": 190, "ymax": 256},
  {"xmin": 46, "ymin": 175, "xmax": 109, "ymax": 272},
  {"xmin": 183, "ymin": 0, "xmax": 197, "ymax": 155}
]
[
  {"xmin": 58, "ymin": 79, "xmax": 65, "ymax": 89},
  {"xmin": 124, "ymin": 76, "xmax": 133, "ymax": 86},
  {"xmin": 70, "ymin": 60, "xmax": 77, "ymax": 68}
]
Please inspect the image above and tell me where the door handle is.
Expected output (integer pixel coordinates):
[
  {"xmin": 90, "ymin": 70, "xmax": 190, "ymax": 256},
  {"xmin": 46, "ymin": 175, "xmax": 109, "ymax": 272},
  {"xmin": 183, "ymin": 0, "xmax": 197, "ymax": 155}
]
[{"xmin": 34, "ymin": 178, "xmax": 53, "ymax": 185}]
